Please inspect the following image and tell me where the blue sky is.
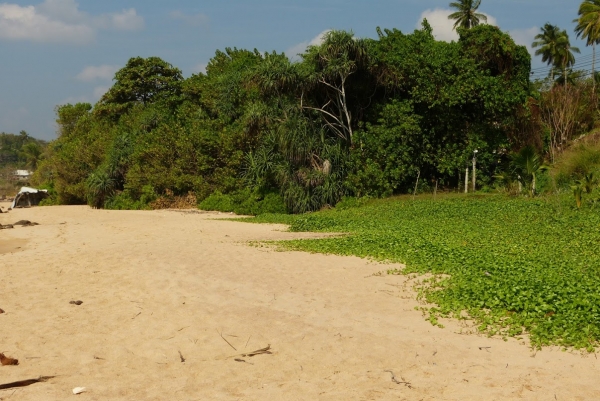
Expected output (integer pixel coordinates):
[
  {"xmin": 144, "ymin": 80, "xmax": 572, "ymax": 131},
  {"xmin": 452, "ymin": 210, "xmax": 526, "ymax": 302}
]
[{"xmin": 0, "ymin": 0, "xmax": 588, "ymax": 140}]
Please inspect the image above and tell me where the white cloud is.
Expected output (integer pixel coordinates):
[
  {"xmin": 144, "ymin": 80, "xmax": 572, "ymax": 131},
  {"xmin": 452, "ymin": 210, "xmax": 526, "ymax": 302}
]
[
  {"xmin": 285, "ymin": 29, "xmax": 331, "ymax": 61},
  {"xmin": 97, "ymin": 8, "xmax": 144, "ymax": 32},
  {"xmin": 169, "ymin": 10, "xmax": 208, "ymax": 27},
  {"xmin": 417, "ymin": 8, "xmax": 497, "ymax": 42},
  {"xmin": 76, "ymin": 65, "xmax": 119, "ymax": 82},
  {"xmin": 0, "ymin": 3, "xmax": 93, "ymax": 43},
  {"xmin": 0, "ymin": 0, "xmax": 144, "ymax": 44},
  {"xmin": 37, "ymin": 0, "xmax": 85, "ymax": 23},
  {"xmin": 509, "ymin": 26, "xmax": 538, "ymax": 55}
]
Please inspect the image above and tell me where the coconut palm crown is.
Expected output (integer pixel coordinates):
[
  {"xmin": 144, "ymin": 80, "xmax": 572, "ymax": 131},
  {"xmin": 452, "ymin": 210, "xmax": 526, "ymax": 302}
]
[
  {"xmin": 574, "ymin": 0, "xmax": 600, "ymax": 86},
  {"xmin": 532, "ymin": 24, "xmax": 580, "ymax": 82},
  {"xmin": 448, "ymin": 0, "xmax": 488, "ymax": 30}
]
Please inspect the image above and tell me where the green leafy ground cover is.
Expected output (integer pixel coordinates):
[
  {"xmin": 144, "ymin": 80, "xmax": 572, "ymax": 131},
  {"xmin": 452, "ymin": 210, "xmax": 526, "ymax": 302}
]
[{"xmin": 248, "ymin": 195, "xmax": 600, "ymax": 350}]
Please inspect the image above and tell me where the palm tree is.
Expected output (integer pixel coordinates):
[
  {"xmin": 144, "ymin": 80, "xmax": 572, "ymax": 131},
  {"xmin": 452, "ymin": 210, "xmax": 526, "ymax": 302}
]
[
  {"xmin": 448, "ymin": 0, "xmax": 488, "ymax": 30},
  {"xmin": 554, "ymin": 30, "xmax": 580, "ymax": 84},
  {"xmin": 532, "ymin": 25, "xmax": 580, "ymax": 83},
  {"xmin": 532, "ymin": 24, "xmax": 563, "ymax": 82},
  {"xmin": 510, "ymin": 145, "xmax": 548, "ymax": 196},
  {"xmin": 574, "ymin": 0, "xmax": 600, "ymax": 89},
  {"xmin": 20, "ymin": 142, "xmax": 42, "ymax": 170}
]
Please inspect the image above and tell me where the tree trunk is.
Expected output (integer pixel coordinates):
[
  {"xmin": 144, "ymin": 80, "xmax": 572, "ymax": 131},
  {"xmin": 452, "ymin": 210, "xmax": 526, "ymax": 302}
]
[
  {"xmin": 465, "ymin": 168, "xmax": 469, "ymax": 194},
  {"xmin": 593, "ymin": 42, "xmax": 596, "ymax": 92}
]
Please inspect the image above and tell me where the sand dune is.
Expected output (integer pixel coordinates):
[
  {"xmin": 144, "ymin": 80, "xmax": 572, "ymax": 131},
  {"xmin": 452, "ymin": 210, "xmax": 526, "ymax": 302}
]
[{"xmin": 1, "ymin": 203, "xmax": 598, "ymax": 400}]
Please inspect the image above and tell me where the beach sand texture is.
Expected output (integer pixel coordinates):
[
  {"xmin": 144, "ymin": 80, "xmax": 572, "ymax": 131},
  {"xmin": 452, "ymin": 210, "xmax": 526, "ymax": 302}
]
[{"xmin": 1, "ymin": 203, "xmax": 598, "ymax": 400}]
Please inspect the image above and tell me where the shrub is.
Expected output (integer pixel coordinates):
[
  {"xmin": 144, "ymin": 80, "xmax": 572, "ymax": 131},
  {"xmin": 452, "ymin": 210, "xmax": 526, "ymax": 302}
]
[
  {"xmin": 553, "ymin": 142, "xmax": 600, "ymax": 188},
  {"xmin": 199, "ymin": 189, "xmax": 287, "ymax": 215},
  {"xmin": 105, "ymin": 191, "xmax": 148, "ymax": 210}
]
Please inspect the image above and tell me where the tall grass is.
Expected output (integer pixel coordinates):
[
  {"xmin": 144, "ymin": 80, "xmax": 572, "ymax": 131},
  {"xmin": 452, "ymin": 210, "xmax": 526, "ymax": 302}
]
[{"xmin": 553, "ymin": 141, "xmax": 600, "ymax": 188}]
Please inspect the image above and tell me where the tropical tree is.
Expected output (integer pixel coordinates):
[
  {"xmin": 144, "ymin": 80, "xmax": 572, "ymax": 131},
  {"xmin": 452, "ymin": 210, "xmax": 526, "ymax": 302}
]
[
  {"xmin": 448, "ymin": 0, "xmax": 488, "ymax": 30},
  {"xmin": 300, "ymin": 30, "xmax": 371, "ymax": 147},
  {"xmin": 20, "ymin": 142, "xmax": 43, "ymax": 170},
  {"xmin": 554, "ymin": 30, "xmax": 580, "ymax": 84},
  {"xmin": 95, "ymin": 57, "xmax": 184, "ymax": 120},
  {"xmin": 532, "ymin": 24, "xmax": 564, "ymax": 82},
  {"xmin": 574, "ymin": 0, "xmax": 600, "ymax": 89}
]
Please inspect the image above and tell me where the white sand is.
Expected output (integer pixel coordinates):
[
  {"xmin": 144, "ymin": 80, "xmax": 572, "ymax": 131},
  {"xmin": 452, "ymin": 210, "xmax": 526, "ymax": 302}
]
[{"xmin": 1, "ymin": 203, "xmax": 598, "ymax": 400}]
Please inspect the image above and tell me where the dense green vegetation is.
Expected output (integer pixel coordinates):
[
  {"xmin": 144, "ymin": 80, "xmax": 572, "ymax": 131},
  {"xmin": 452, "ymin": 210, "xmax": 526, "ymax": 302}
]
[
  {"xmin": 0, "ymin": 131, "xmax": 47, "ymax": 196},
  {"xmin": 248, "ymin": 194, "xmax": 600, "ymax": 350},
  {"xmin": 33, "ymin": 21, "xmax": 534, "ymax": 210},
  {"xmin": 0, "ymin": 131, "xmax": 46, "ymax": 169}
]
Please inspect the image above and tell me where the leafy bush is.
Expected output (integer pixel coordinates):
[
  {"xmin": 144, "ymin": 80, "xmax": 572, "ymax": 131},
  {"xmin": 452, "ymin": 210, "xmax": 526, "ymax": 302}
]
[
  {"xmin": 199, "ymin": 189, "xmax": 287, "ymax": 215},
  {"xmin": 105, "ymin": 191, "xmax": 149, "ymax": 210},
  {"xmin": 199, "ymin": 191, "xmax": 235, "ymax": 212},
  {"xmin": 334, "ymin": 196, "xmax": 373, "ymax": 210}
]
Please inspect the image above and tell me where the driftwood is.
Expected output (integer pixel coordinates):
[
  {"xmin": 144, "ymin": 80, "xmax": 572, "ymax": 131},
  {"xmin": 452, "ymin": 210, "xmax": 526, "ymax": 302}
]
[{"xmin": 0, "ymin": 376, "xmax": 55, "ymax": 390}]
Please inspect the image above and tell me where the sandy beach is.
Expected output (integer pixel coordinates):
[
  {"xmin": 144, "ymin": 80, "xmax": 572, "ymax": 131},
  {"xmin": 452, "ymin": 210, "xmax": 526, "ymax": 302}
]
[{"xmin": 1, "ymin": 203, "xmax": 599, "ymax": 400}]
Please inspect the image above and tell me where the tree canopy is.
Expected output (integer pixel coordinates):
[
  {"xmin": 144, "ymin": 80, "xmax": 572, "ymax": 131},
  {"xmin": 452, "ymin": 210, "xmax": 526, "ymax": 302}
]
[{"xmin": 35, "ymin": 23, "xmax": 533, "ymax": 212}]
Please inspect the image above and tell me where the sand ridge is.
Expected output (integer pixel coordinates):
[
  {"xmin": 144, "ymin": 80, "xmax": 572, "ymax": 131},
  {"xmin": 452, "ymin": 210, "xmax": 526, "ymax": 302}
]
[{"xmin": 0, "ymin": 203, "xmax": 598, "ymax": 400}]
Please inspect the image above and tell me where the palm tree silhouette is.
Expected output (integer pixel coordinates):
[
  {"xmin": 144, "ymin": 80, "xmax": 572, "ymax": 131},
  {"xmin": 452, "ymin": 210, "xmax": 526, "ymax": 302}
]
[
  {"xmin": 448, "ymin": 0, "xmax": 488, "ymax": 30},
  {"xmin": 574, "ymin": 0, "xmax": 600, "ymax": 88},
  {"xmin": 532, "ymin": 24, "xmax": 579, "ymax": 83}
]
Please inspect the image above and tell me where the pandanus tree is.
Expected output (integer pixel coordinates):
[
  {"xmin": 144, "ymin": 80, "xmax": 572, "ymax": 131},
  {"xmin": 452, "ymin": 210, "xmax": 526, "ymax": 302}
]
[
  {"xmin": 575, "ymin": 0, "xmax": 600, "ymax": 89},
  {"xmin": 299, "ymin": 30, "xmax": 371, "ymax": 147},
  {"xmin": 448, "ymin": 0, "xmax": 488, "ymax": 30}
]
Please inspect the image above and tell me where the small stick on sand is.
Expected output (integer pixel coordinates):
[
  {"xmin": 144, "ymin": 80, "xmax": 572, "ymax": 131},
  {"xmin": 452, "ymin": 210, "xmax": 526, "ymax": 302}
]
[
  {"xmin": 178, "ymin": 351, "xmax": 186, "ymax": 363},
  {"xmin": 384, "ymin": 370, "xmax": 412, "ymax": 389},
  {"xmin": 217, "ymin": 330, "xmax": 237, "ymax": 351},
  {"xmin": 241, "ymin": 345, "xmax": 271, "ymax": 357}
]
